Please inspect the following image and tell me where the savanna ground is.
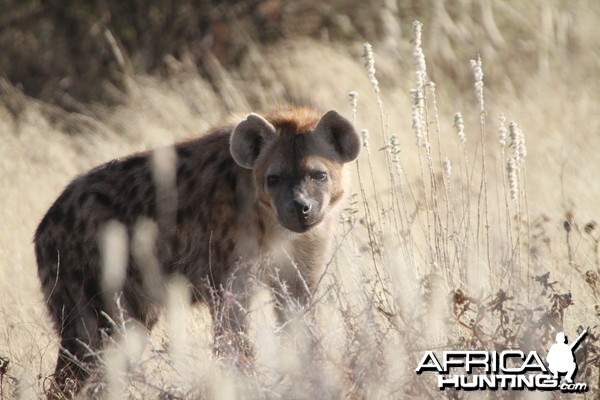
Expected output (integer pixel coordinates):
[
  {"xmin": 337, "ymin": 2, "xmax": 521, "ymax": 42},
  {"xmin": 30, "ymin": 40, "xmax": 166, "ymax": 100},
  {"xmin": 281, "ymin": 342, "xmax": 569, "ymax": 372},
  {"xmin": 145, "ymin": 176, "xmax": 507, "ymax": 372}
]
[{"xmin": 0, "ymin": 1, "xmax": 599, "ymax": 398}]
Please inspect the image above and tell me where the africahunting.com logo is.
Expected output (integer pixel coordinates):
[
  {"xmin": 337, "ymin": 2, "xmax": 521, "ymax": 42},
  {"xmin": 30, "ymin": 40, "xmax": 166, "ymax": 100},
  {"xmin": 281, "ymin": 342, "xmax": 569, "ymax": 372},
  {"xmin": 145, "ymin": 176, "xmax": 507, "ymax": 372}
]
[{"xmin": 416, "ymin": 330, "xmax": 588, "ymax": 393}]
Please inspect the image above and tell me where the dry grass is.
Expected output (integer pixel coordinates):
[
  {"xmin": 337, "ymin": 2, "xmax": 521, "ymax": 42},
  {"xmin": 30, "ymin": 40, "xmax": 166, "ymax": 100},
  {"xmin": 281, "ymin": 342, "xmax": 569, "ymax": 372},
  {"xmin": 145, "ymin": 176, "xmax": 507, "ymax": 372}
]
[{"xmin": 1, "ymin": 2, "xmax": 600, "ymax": 399}]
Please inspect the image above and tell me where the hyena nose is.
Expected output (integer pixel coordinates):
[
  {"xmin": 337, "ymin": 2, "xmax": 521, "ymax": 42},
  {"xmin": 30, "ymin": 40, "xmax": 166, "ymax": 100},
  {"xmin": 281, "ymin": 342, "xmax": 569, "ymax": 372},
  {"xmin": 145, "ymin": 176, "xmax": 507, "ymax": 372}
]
[{"xmin": 286, "ymin": 199, "xmax": 312, "ymax": 218}]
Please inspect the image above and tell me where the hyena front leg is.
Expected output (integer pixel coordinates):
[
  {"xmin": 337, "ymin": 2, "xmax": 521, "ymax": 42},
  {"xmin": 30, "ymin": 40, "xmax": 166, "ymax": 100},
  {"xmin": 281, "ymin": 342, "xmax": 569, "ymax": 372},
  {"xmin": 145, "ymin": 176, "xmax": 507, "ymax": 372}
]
[
  {"xmin": 49, "ymin": 300, "xmax": 108, "ymax": 396},
  {"xmin": 269, "ymin": 263, "xmax": 315, "ymax": 328},
  {"xmin": 270, "ymin": 239, "xmax": 329, "ymax": 327}
]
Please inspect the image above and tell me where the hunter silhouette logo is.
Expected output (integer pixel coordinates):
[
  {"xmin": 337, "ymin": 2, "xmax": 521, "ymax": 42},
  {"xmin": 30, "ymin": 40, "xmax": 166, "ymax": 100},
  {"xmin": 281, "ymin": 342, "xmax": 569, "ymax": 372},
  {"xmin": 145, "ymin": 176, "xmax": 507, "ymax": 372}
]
[
  {"xmin": 546, "ymin": 330, "xmax": 587, "ymax": 384},
  {"xmin": 415, "ymin": 330, "xmax": 589, "ymax": 392}
]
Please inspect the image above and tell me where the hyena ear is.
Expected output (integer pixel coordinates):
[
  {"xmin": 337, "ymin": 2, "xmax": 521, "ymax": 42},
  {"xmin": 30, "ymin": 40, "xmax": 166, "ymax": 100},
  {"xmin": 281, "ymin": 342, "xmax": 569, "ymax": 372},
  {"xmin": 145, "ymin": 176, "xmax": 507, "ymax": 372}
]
[
  {"xmin": 314, "ymin": 110, "xmax": 361, "ymax": 163},
  {"xmin": 230, "ymin": 113, "xmax": 277, "ymax": 169}
]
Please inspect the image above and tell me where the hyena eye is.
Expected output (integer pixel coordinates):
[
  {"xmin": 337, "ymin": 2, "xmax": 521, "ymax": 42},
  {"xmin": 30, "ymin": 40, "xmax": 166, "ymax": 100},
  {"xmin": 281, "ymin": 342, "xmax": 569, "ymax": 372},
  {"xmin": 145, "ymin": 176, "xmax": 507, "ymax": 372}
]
[
  {"xmin": 311, "ymin": 171, "xmax": 328, "ymax": 182},
  {"xmin": 266, "ymin": 175, "xmax": 281, "ymax": 187}
]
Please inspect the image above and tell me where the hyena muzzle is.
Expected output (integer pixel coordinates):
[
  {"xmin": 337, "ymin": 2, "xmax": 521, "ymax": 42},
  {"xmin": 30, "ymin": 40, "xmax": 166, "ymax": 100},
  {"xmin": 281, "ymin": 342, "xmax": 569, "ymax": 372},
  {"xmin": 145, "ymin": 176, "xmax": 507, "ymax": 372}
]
[{"xmin": 34, "ymin": 107, "xmax": 360, "ymax": 391}]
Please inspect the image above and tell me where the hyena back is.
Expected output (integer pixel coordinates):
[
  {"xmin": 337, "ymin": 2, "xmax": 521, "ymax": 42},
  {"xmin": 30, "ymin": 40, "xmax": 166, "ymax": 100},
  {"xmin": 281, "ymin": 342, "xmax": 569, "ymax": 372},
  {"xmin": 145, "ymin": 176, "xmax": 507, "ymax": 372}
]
[{"xmin": 34, "ymin": 107, "xmax": 360, "ymax": 390}]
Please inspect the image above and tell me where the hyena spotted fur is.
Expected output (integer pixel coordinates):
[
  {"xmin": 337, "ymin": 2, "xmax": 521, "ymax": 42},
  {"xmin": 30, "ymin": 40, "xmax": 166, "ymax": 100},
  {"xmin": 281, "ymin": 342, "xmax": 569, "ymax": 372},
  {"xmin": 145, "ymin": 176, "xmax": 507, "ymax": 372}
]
[{"xmin": 34, "ymin": 107, "xmax": 361, "ymax": 390}]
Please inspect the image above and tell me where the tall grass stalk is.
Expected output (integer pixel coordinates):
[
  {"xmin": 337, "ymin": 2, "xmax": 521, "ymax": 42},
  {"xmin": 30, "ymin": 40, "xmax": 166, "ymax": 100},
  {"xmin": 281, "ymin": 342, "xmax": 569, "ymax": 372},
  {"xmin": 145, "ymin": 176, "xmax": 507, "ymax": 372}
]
[{"xmin": 470, "ymin": 55, "xmax": 493, "ymax": 292}]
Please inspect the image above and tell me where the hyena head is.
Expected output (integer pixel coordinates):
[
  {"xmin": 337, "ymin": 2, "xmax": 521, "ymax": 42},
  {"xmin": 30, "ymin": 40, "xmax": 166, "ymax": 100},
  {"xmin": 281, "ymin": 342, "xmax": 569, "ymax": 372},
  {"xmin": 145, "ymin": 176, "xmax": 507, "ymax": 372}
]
[{"xmin": 230, "ymin": 108, "xmax": 360, "ymax": 233}]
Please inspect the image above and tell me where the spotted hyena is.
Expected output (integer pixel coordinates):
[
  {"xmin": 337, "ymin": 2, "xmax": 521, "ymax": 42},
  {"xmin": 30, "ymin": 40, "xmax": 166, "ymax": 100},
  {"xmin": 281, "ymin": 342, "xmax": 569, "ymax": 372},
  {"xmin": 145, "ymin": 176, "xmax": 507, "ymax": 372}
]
[{"xmin": 34, "ymin": 107, "xmax": 360, "ymax": 390}]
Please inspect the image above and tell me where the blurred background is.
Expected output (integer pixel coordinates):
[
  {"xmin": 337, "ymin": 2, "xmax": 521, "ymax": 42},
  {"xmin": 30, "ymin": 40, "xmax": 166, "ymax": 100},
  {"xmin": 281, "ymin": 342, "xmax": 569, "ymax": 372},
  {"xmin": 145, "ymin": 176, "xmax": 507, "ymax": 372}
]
[{"xmin": 2, "ymin": 0, "xmax": 598, "ymax": 108}]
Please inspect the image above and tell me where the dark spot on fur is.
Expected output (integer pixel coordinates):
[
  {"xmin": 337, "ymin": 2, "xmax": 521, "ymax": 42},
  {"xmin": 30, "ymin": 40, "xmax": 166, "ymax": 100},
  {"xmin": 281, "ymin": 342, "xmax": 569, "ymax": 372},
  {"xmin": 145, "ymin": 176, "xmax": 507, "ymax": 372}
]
[
  {"xmin": 77, "ymin": 220, "xmax": 86, "ymax": 233},
  {"xmin": 147, "ymin": 195, "xmax": 156, "ymax": 216},
  {"xmin": 84, "ymin": 278, "xmax": 101, "ymax": 299},
  {"xmin": 64, "ymin": 208, "xmax": 75, "ymax": 231},
  {"xmin": 72, "ymin": 265, "xmax": 84, "ymax": 282},
  {"xmin": 77, "ymin": 193, "xmax": 88, "ymax": 207},
  {"xmin": 177, "ymin": 205, "xmax": 194, "ymax": 225},
  {"xmin": 176, "ymin": 146, "xmax": 192, "ymax": 159},
  {"xmin": 217, "ymin": 158, "xmax": 230, "ymax": 173},
  {"xmin": 93, "ymin": 170, "xmax": 109, "ymax": 180},
  {"xmin": 120, "ymin": 156, "xmax": 146, "ymax": 171},
  {"xmin": 224, "ymin": 171, "xmax": 236, "ymax": 191},
  {"xmin": 197, "ymin": 211, "xmax": 207, "ymax": 229},
  {"xmin": 178, "ymin": 174, "xmax": 196, "ymax": 198},
  {"xmin": 198, "ymin": 156, "xmax": 213, "ymax": 173},
  {"xmin": 91, "ymin": 190, "xmax": 113, "ymax": 209},
  {"xmin": 126, "ymin": 185, "xmax": 139, "ymax": 202},
  {"xmin": 35, "ymin": 216, "xmax": 50, "ymax": 239},
  {"xmin": 73, "ymin": 245, "xmax": 83, "ymax": 260},
  {"xmin": 49, "ymin": 204, "xmax": 64, "ymax": 224},
  {"xmin": 142, "ymin": 186, "xmax": 153, "ymax": 200},
  {"xmin": 207, "ymin": 181, "xmax": 218, "ymax": 200},
  {"xmin": 43, "ymin": 244, "xmax": 58, "ymax": 265},
  {"xmin": 177, "ymin": 165, "xmax": 192, "ymax": 181},
  {"xmin": 131, "ymin": 201, "xmax": 143, "ymax": 217}
]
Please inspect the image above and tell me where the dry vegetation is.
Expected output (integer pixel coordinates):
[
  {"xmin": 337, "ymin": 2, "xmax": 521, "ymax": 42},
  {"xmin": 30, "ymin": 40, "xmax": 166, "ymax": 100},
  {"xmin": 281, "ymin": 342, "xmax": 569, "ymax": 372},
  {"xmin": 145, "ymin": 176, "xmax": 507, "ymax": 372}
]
[{"xmin": 1, "ymin": 1, "xmax": 599, "ymax": 399}]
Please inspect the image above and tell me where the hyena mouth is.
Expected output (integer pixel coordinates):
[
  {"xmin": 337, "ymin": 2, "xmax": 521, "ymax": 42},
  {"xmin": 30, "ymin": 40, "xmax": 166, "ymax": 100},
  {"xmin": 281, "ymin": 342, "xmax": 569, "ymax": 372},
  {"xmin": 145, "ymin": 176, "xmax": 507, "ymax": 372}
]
[{"xmin": 284, "ymin": 215, "xmax": 324, "ymax": 233}]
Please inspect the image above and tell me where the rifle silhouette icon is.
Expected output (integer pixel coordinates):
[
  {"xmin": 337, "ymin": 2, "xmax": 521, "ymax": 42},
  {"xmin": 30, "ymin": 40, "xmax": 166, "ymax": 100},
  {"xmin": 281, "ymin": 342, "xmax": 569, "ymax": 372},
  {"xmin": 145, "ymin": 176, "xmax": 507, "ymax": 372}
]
[{"xmin": 569, "ymin": 330, "xmax": 587, "ymax": 351}]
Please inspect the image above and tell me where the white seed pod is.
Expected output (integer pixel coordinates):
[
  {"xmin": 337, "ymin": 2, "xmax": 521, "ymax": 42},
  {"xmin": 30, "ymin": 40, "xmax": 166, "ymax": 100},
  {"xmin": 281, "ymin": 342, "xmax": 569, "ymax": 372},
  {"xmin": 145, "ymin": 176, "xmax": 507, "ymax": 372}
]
[
  {"xmin": 363, "ymin": 43, "xmax": 380, "ymax": 95},
  {"xmin": 454, "ymin": 112, "xmax": 466, "ymax": 144},
  {"xmin": 470, "ymin": 56, "xmax": 485, "ymax": 112},
  {"xmin": 498, "ymin": 114, "xmax": 507, "ymax": 148},
  {"xmin": 443, "ymin": 157, "xmax": 452, "ymax": 180},
  {"xmin": 507, "ymin": 156, "xmax": 519, "ymax": 200}
]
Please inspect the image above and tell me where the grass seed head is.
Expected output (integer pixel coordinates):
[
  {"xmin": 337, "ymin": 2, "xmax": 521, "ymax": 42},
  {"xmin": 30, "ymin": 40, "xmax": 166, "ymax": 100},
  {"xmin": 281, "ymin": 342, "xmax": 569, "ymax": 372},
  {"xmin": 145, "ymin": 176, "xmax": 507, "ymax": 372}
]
[
  {"xmin": 410, "ymin": 89, "xmax": 425, "ymax": 147},
  {"xmin": 507, "ymin": 157, "xmax": 519, "ymax": 200},
  {"xmin": 470, "ymin": 56, "xmax": 484, "ymax": 112},
  {"xmin": 509, "ymin": 121, "xmax": 527, "ymax": 162},
  {"xmin": 443, "ymin": 157, "xmax": 452, "ymax": 179},
  {"xmin": 361, "ymin": 128, "xmax": 370, "ymax": 148},
  {"xmin": 412, "ymin": 20, "xmax": 427, "ymax": 90},
  {"xmin": 454, "ymin": 112, "xmax": 466, "ymax": 143},
  {"xmin": 362, "ymin": 43, "xmax": 380, "ymax": 95},
  {"xmin": 498, "ymin": 114, "xmax": 507, "ymax": 148}
]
